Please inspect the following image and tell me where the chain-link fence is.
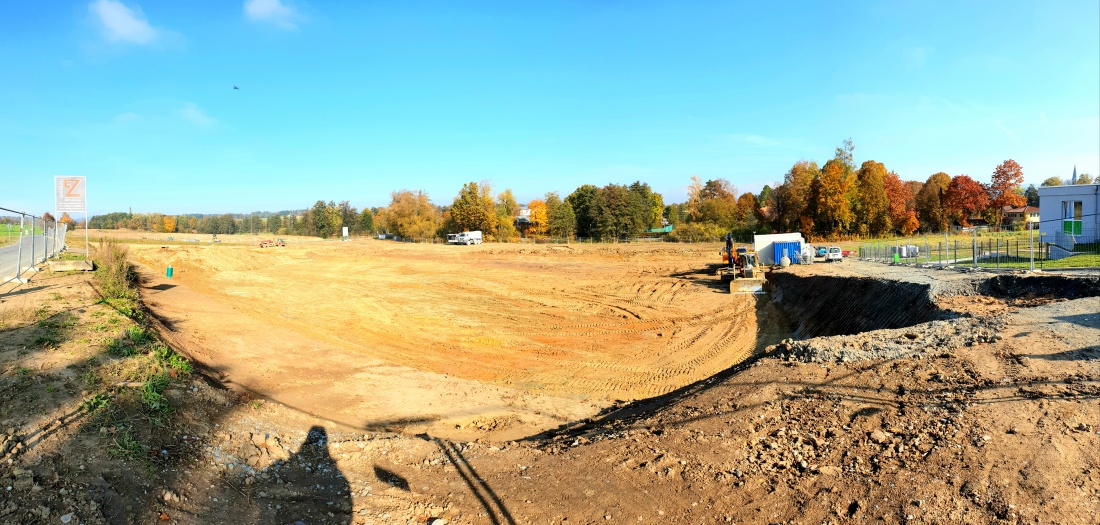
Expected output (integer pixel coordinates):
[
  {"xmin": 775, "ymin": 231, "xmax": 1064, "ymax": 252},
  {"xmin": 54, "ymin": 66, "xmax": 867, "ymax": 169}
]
[
  {"xmin": 859, "ymin": 220, "xmax": 1100, "ymax": 270},
  {"xmin": 1, "ymin": 207, "xmax": 68, "ymax": 287}
]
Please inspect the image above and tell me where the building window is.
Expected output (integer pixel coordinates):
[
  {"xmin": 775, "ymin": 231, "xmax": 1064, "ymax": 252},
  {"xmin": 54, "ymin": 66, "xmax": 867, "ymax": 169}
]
[{"xmin": 1062, "ymin": 201, "xmax": 1082, "ymax": 235}]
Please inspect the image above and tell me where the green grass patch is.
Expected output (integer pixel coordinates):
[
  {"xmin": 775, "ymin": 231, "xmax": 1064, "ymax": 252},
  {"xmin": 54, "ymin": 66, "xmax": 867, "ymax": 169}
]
[{"xmin": 106, "ymin": 338, "xmax": 137, "ymax": 357}]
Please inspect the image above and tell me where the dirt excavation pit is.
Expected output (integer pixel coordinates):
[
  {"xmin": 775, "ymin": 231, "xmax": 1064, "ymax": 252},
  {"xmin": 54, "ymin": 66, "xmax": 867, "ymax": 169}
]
[
  {"xmin": 128, "ymin": 242, "xmax": 792, "ymax": 441},
  {"xmin": 2, "ymin": 244, "xmax": 1098, "ymax": 524}
]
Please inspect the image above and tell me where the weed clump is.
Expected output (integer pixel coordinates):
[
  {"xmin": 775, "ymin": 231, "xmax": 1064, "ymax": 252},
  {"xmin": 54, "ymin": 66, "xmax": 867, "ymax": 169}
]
[{"xmin": 92, "ymin": 239, "xmax": 139, "ymax": 317}]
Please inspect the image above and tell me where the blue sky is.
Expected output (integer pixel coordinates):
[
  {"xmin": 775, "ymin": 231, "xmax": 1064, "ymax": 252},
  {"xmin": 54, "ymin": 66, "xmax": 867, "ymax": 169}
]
[{"xmin": 2, "ymin": 0, "xmax": 1097, "ymax": 216}]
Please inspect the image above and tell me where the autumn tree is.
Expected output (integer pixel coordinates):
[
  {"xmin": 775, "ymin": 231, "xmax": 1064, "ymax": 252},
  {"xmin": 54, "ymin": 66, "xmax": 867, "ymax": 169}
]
[
  {"xmin": 1076, "ymin": 173, "xmax": 1094, "ymax": 185},
  {"xmin": 988, "ymin": 159, "xmax": 1025, "ymax": 226},
  {"xmin": 1040, "ymin": 176, "xmax": 1063, "ymax": 187},
  {"xmin": 695, "ymin": 179, "xmax": 738, "ymax": 228},
  {"xmin": 882, "ymin": 171, "xmax": 909, "ymax": 233},
  {"xmin": 774, "ymin": 160, "xmax": 819, "ymax": 233},
  {"xmin": 734, "ymin": 193, "xmax": 759, "ymax": 233},
  {"xmin": 384, "ymin": 190, "xmax": 440, "ymax": 241},
  {"xmin": 58, "ymin": 212, "xmax": 76, "ymax": 229},
  {"xmin": 450, "ymin": 181, "xmax": 498, "ymax": 234},
  {"xmin": 900, "ymin": 211, "xmax": 920, "ymax": 236},
  {"xmin": 916, "ymin": 173, "xmax": 951, "ymax": 232},
  {"xmin": 942, "ymin": 175, "xmax": 990, "ymax": 227},
  {"xmin": 495, "ymin": 189, "xmax": 520, "ymax": 242},
  {"xmin": 527, "ymin": 199, "xmax": 548, "ymax": 236},
  {"xmin": 854, "ymin": 160, "xmax": 889, "ymax": 235},
  {"xmin": 811, "ymin": 159, "xmax": 854, "ymax": 235},
  {"xmin": 163, "ymin": 215, "xmax": 177, "ymax": 233}
]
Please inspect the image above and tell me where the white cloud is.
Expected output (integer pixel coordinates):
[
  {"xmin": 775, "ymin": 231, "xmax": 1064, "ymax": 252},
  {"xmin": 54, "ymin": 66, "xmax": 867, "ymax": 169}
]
[
  {"xmin": 244, "ymin": 0, "xmax": 298, "ymax": 30},
  {"xmin": 179, "ymin": 103, "xmax": 216, "ymax": 126},
  {"xmin": 89, "ymin": 0, "xmax": 159, "ymax": 45}
]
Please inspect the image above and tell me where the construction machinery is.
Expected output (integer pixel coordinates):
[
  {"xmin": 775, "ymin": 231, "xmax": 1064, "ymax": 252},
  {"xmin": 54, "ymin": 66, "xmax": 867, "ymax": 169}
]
[
  {"xmin": 259, "ymin": 238, "xmax": 286, "ymax": 248},
  {"xmin": 717, "ymin": 246, "xmax": 767, "ymax": 295}
]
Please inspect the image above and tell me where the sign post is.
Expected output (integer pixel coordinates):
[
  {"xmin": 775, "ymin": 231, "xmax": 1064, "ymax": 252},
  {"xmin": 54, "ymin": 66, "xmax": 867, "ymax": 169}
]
[{"xmin": 55, "ymin": 176, "xmax": 87, "ymax": 259}]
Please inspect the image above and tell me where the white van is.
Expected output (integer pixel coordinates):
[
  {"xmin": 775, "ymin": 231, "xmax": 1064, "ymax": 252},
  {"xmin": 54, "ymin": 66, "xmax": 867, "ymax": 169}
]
[
  {"xmin": 448, "ymin": 231, "xmax": 483, "ymax": 245},
  {"xmin": 826, "ymin": 246, "xmax": 843, "ymax": 262}
]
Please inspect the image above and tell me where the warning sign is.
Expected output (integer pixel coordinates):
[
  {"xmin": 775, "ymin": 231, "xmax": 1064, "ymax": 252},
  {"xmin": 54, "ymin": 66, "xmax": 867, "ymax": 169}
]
[{"xmin": 55, "ymin": 176, "xmax": 86, "ymax": 213}]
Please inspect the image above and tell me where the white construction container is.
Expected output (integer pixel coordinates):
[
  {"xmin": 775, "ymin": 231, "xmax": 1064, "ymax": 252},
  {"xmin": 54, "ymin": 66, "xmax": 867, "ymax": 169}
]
[{"xmin": 448, "ymin": 231, "xmax": 483, "ymax": 245}]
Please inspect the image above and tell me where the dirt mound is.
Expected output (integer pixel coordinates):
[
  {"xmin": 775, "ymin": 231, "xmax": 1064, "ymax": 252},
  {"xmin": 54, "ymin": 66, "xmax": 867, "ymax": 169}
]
[{"xmin": 774, "ymin": 314, "xmax": 1007, "ymax": 363}]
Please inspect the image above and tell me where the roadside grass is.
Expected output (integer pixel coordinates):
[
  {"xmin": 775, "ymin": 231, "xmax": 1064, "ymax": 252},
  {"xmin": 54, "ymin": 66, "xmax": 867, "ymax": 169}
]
[{"xmin": 67, "ymin": 237, "xmax": 197, "ymax": 469}]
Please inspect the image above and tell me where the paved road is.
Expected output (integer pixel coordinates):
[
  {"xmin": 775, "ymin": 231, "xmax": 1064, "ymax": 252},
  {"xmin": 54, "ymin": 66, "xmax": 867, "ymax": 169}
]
[{"xmin": 0, "ymin": 234, "xmax": 56, "ymax": 281}]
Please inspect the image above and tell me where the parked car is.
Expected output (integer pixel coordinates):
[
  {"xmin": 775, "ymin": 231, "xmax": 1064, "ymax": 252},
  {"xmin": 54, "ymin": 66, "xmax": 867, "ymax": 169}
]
[
  {"xmin": 816, "ymin": 246, "xmax": 828, "ymax": 257},
  {"xmin": 826, "ymin": 246, "xmax": 843, "ymax": 262}
]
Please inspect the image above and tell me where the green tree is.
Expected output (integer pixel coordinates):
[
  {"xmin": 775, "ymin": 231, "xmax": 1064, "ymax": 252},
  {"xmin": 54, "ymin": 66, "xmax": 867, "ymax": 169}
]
[
  {"xmin": 627, "ymin": 181, "xmax": 664, "ymax": 229},
  {"xmin": 337, "ymin": 201, "xmax": 359, "ymax": 234},
  {"xmin": 590, "ymin": 184, "xmax": 647, "ymax": 240},
  {"xmin": 359, "ymin": 208, "xmax": 374, "ymax": 234},
  {"xmin": 1040, "ymin": 176, "xmax": 1063, "ymax": 187},
  {"xmin": 266, "ymin": 214, "xmax": 282, "ymax": 233},
  {"xmin": 545, "ymin": 192, "xmax": 576, "ymax": 240},
  {"xmin": 565, "ymin": 184, "xmax": 600, "ymax": 238},
  {"xmin": 758, "ymin": 185, "xmax": 773, "ymax": 208},
  {"xmin": 915, "ymin": 172, "xmax": 951, "ymax": 232},
  {"xmin": 1023, "ymin": 184, "xmax": 1039, "ymax": 207},
  {"xmin": 450, "ymin": 181, "xmax": 498, "ymax": 234},
  {"xmin": 854, "ymin": 160, "xmax": 890, "ymax": 236}
]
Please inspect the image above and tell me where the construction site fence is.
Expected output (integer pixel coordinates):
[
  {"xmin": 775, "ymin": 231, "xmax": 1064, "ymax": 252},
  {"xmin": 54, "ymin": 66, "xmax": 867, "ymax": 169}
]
[
  {"xmin": 857, "ymin": 223, "xmax": 1100, "ymax": 270},
  {"xmin": 1, "ymin": 207, "xmax": 69, "ymax": 288}
]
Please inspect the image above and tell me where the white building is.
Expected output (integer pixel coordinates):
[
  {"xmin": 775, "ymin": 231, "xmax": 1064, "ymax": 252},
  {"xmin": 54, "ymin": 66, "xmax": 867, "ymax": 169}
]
[{"xmin": 1037, "ymin": 183, "xmax": 1099, "ymax": 256}]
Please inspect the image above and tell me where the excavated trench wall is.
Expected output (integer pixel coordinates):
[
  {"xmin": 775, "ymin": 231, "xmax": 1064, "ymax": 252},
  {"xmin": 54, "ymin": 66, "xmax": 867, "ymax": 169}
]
[
  {"xmin": 767, "ymin": 274, "xmax": 939, "ymax": 339},
  {"xmin": 768, "ymin": 272, "xmax": 1100, "ymax": 340}
]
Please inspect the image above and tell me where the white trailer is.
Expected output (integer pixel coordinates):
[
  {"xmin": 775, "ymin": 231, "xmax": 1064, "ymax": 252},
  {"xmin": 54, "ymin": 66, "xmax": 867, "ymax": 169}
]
[
  {"xmin": 753, "ymin": 233, "xmax": 806, "ymax": 266},
  {"xmin": 448, "ymin": 231, "xmax": 483, "ymax": 245}
]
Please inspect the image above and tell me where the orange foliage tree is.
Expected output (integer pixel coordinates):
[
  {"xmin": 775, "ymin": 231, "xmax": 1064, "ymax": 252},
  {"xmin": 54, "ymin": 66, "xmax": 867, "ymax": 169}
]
[
  {"xmin": 163, "ymin": 216, "xmax": 177, "ymax": 233},
  {"xmin": 943, "ymin": 175, "xmax": 989, "ymax": 227},
  {"xmin": 882, "ymin": 171, "xmax": 909, "ymax": 233},
  {"xmin": 900, "ymin": 211, "xmax": 920, "ymax": 236},
  {"xmin": 527, "ymin": 199, "xmax": 548, "ymax": 237},
  {"xmin": 988, "ymin": 159, "xmax": 1025, "ymax": 226}
]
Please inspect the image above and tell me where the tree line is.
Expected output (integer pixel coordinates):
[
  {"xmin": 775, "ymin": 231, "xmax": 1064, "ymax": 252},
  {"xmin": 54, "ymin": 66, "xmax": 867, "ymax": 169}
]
[{"xmin": 85, "ymin": 139, "xmax": 1090, "ymax": 242}]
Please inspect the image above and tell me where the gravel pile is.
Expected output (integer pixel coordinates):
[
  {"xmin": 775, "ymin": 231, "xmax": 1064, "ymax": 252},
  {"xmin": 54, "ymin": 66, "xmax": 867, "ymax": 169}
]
[{"xmin": 772, "ymin": 315, "xmax": 1008, "ymax": 363}]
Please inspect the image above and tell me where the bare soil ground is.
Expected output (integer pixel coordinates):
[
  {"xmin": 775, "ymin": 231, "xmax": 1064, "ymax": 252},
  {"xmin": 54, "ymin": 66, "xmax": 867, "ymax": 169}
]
[
  {"xmin": 127, "ymin": 241, "xmax": 788, "ymax": 440},
  {"xmin": 0, "ymin": 245, "xmax": 1096, "ymax": 525}
]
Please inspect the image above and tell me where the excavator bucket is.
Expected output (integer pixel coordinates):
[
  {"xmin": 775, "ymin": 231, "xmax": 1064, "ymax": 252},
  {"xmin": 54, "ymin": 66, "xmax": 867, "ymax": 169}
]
[{"xmin": 731, "ymin": 278, "xmax": 766, "ymax": 295}]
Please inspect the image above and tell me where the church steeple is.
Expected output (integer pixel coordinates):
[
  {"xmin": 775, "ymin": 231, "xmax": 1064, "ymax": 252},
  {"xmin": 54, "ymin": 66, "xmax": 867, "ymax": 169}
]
[{"xmin": 1072, "ymin": 165, "xmax": 1077, "ymax": 184}]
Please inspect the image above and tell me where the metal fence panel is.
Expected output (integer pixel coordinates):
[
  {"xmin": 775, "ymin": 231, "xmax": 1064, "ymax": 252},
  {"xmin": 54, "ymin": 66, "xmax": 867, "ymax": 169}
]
[
  {"xmin": 1, "ymin": 206, "xmax": 68, "ymax": 289},
  {"xmin": 858, "ymin": 222, "xmax": 1099, "ymax": 270}
]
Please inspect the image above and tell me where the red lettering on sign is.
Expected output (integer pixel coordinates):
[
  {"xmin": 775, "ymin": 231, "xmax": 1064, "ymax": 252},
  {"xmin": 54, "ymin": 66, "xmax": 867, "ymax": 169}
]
[{"xmin": 64, "ymin": 179, "xmax": 81, "ymax": 198}]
